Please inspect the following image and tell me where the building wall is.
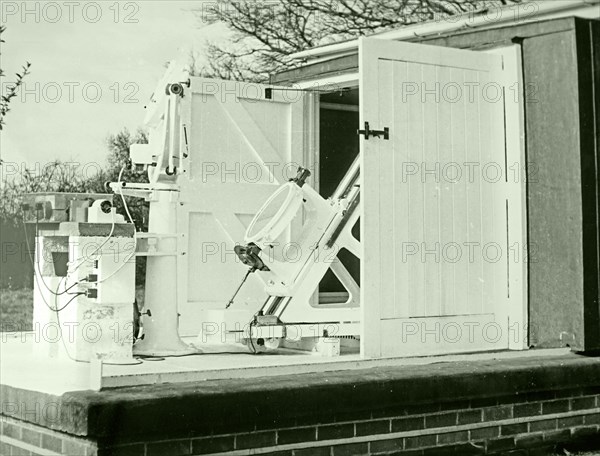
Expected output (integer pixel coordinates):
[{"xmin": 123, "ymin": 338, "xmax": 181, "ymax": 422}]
[
  {"xmin": 521, "ymin": 19, "xmax": 599, "ymax": 352},
  {"xmin": 521, "ymin": 25, "xmax": 586, "ymax": 350},
  {"xmin": 1, "ymin": 392, "xmax": 600, "ymax": 456},
  {"xmin": 575, "ymin": 19, "xmax": 600, "ymax": 352}
]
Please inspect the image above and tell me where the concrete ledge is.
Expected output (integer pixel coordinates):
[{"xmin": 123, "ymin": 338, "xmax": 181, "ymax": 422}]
[{"xmin": 2, "ymin": 353, "xmax": 600, "ymax": 443}]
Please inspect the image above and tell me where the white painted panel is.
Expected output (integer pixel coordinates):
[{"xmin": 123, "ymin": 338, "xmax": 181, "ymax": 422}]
[
  {"xmin": 392, "ymin": 60, "xmax": 411, "ymax": 321},
  {"xmin": 451, "ymin": 67, "xmax": 470, "ymax": 318},
  {"xmin": 176, "ymin": 78, "xmax": 311, "ymax": 336},
  {"xmin": 405, "ymin": 61, "xmax": 426, "ymax": 321},
  {"xmin": 360, "ymin": 38, "xmax": 520, "ymax": 358},
  {"xmin": 380, "ymin": 314, "xmax": 509, "ymax": 357},
  {"xmin": 437, "ymin": 64, "xmax": 456, "ymax": 317},
  {"xmin": 379, "ymin": 59, "xmax": 396, "ymax": 320}
]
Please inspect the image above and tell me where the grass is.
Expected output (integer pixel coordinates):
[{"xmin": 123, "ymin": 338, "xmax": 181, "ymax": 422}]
[{"xmin": 1, "ymin": 288, "xmax": 33, "ymax": 331}]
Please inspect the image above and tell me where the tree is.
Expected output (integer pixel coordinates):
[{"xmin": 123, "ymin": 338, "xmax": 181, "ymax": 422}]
[
  {"xmin": 0, "ymin": 25, "xmax": 31, "ymax": 131},
  {"xmin": 101, "ymin": 128, "xmax": 150, "ymax": 233},
  {"xmin": 0, "ymin": 128, "xmax": 149, "ymax": 288},
  {"xmin": 101, "ymin": 128, "xmax": 150, "ymax": 286},
  {"xmin": 0, "ymin": 128, "xmax": 148, "ymax": 224},
  {"xmin": 195, "ymin": 0, "xmax": 523, "ymax": 81}
]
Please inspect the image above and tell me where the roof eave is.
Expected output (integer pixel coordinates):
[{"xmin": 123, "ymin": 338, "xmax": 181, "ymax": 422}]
[{"xmin": 291, "ymin": 0, "xmax": 599, "ymax": 62}]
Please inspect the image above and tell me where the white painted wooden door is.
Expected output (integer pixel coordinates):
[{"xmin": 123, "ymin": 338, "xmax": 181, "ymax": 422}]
[
  {"xmin": 359, "ymin": 38, "xmax": 524, "ymax": 357},
  {"xmin": 176, "ymin": 78, "xmax": 313, "ymax": 335}
]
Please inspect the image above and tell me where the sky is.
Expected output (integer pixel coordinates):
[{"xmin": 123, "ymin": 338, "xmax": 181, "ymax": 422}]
[{"xmin": 0, "ymin": 1, "xmax": 229, "ymax": 170}]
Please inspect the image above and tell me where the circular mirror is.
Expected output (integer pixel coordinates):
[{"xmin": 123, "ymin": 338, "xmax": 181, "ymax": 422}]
[{"xmin": 245, "ymin": 182, "xmax": 303, "ymax": 244}]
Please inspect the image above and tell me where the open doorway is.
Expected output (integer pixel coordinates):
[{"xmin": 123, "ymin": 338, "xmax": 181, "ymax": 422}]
[{"xmin": 317, "ymin": 88, "xmax": 361, "ymax": 305}]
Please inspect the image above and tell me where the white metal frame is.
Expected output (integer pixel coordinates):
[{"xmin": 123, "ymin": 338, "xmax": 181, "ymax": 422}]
[{"xmin": 294, "ymin": 74, "xmax": 361, "ymax": 309}]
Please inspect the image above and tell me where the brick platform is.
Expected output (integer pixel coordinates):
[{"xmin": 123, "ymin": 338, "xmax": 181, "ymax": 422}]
[{"xmin": 2, "ymin": 353, "xmax": 600, "ymax": 455}]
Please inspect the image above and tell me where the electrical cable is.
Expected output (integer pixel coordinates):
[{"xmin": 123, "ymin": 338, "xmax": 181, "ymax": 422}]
[
  {"xmin": 24, "ymin": 205, "xmax": 257, "ymax": 359},
  {"xmin": 22, "ymin": 218, "xmax": 88, "ymax": 362},
  {"xmin": 134, "ymin": 355, "xmax": 166, "ymax": 361},
  {"xmin": 21, "ymin": 212, "xmax": 86, "ymax": 301},
  {"xmin": 95, "ymin": 245, "xmax": 136, "ymax": 283},
  {"xmin": 53, "ymin": 164, "xmax": 135, "ymax": 285},
  {"xmin": 21, "ymin": 213, "xmax": 73, "ymax": 304},
  {"xmin": 21, "ymin": 198, "xmax": 142, "ymax": 366},
  {"xmin": 118, "ymin": 164, "xmax": 135, "ymax": 225},
  {"xmin": 53, "ymin": 291, "xmax": 89, "ymax": 364},
  {"xmin": 56, "ymin": 281, "xmax": 81, "ymax": 295},
  {"xmin": 67, "ymin": 176, "xmax": 119, "ymax": 271},
  {"xmin": 51, "ymin": 292, "xmax": 86, "ymax": 313},
  {"xmin": 66, "ymin": 163, "xmax": 134, "ymax": 276},
  {"xmin": 95, "ymin": 166, "xmax": 138, "ymax": 284},
  {"xmin": 52, "ymin": 283, "xmax": 142, "ymax": 365},
  {"xmin": 53, "ymin": 274, "xmax": 86, "ymax": 296},
  {"xmin": 248, "ymin": 318, "xmax": 257, "ymax": 354},
  {"xmin": 133, "ymin": 351, "xmax": 256, "ymax": 360}
]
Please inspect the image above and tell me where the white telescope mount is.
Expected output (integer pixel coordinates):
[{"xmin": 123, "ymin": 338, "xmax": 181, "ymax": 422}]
[
  {"xmin": 108, "ymin": 70, "xmax": 196, "ymax": 357},
  {"xmin": 231, "ymin": 156, "xmax": 362, "ymax": 353}
]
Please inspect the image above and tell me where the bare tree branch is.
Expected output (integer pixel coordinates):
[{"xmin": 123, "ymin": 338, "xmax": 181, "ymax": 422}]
[
  {"xmin": 0, "ymin": 26, "xmax": 32, "ymax": 131},
  {"xmin": 193, "ymin": 0, "xmax": 524, "ymax": 82}
]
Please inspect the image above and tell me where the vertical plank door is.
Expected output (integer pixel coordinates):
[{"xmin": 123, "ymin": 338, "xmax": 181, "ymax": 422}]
[{"xmin": 359, "ymin": 38, "xmax": 521, "ymax": 358}]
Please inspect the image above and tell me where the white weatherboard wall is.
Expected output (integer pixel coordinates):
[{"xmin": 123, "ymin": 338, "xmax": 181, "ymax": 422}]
[
  {"xmin": 176, "ymin": 79, "xmax": 313, "ymax": 335},
  {"xmin": 359, "ymin": 38, "xmax": 525, "ymax": 358}
]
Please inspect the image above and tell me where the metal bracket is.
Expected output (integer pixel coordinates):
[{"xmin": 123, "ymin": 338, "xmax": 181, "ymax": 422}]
[
  {"xmin": 358, "ymin": 122, "xmax": 389, "ymax": 140},
  {"xmin": 265, "ymin": 86, "xmax": 351, "ymax": 100},
  {"xmin": 107, "ymin": 182, "xmax": 179, "ymax": 202},
  {"xmin": 135, "ymin": 233, "xmax": 180, "ymax": 257}
]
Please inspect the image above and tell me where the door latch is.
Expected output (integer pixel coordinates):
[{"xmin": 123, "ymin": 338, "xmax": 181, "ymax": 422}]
[{"xmin": 358, "ymin": 122, "xmax": 389, "ymax": 140}]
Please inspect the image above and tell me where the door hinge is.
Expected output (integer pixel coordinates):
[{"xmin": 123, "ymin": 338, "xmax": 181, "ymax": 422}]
[{"xmin": 357, "ymin": 122, "xmax": 389, "ymax": 140}]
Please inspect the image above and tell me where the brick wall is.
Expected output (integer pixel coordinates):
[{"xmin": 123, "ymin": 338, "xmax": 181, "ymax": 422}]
[
  {"xmin": 2, "ymin": 386, "xmax": 599, "ymax": 456},
  {"xmin": 1, "ymin": 416, "xmax": 95, "ymax": 456}
]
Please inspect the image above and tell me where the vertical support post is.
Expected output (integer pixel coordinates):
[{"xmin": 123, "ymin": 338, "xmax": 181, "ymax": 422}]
[{"xmin": 133, "ymin": 190, "xmax": 196, "ymax": 356}]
